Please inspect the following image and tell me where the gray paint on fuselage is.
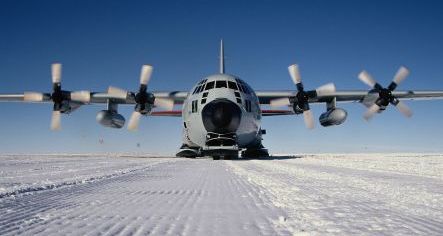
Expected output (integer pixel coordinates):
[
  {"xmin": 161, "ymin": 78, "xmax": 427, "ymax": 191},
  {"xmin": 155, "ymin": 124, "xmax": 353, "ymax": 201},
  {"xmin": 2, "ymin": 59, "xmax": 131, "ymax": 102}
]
[{"xmin": 182, "ymin": 74, "xmax": 261, "ymax": 150}]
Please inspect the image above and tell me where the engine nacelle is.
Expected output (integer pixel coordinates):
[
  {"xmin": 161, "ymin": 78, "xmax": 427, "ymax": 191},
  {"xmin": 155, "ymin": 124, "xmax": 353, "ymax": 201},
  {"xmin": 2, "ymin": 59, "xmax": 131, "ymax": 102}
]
[
  {"xmin": 319, "ymin": 108, "xmax": 347, "ymax": 127},
  {"xmin": 96, "ymin": 110, "xmax": 125, "ymax": 128}
]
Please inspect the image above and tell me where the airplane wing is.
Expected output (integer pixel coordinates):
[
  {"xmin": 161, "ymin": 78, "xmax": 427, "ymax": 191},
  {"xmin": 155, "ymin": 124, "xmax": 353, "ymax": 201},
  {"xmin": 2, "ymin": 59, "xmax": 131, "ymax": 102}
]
[
  {"xmin": 0, "ymin": 91, "xmax": 188, "ymax": 105},
  {"xmin": 150, "ymin": 110, "xmax": 182, "ymax": 117},
  {"xmin": 257, "ymin": 65, "xmax": 443, "ymax": 123},
  {"xmin": 261, "ymin": 109, "xmax": 294, "ymax": 116},
  {"xmin": 0, "ymin": 63, "xmax": 192, "ymax": 130},
  {"xmin": 0, "ymin": 89, "xmax": 188, "ymax": 130},
  {"xmin": 256, "ymin": 90, "xmax": 443, "ymax": 104},
  {"xmin": 2, "ymin": 63, "xmax": 443, "ymax": 129}
]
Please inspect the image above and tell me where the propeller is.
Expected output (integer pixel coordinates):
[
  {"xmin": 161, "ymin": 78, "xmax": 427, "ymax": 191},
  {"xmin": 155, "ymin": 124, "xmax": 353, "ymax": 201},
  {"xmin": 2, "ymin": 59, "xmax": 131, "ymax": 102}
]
[
  {"xmin": 106, "ymin": 65, "xmax": 173, "ymax": 131},
  {"xmin": 107, "ymin": 86, "xmax": 128, "ymax": 100},
  {"xmin": 50, "ymin": 110, "xmax": 62, "ymax": 131},
  {"xmin": 270, "ymin": 64, "xmax": 336, "ymax": 129},
  {"xmin": 127, "ymin": 65, "xmax": 155, "ymax": 131},
  {"xmin": 358, "ymin": 66, "xmax": 412, "ymax": 121},
  {"xmin": 24, "ymin": 63, "xmax": 91, "ymax": 130}
]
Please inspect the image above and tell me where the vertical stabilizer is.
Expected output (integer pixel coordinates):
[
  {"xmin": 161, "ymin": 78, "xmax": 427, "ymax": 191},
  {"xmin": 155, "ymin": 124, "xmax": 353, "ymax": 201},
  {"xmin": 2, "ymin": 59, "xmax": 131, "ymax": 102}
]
[{"xmin": 219, "ymin": 39, "xmax": 225, "ymax": 74}]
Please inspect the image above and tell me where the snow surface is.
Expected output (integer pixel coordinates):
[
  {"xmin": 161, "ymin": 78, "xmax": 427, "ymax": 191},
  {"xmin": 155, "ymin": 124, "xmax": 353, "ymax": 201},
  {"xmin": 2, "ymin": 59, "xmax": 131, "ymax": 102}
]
[{"xmin": 0, "ymin": 154, "xmax": 442, "ymax": 235}]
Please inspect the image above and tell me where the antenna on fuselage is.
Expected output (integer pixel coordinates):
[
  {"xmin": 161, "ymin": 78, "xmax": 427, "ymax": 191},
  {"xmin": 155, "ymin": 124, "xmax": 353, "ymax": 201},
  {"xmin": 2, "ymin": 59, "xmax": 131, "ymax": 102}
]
[{"xmin": 219, "ymin": 39, "xmax": 225, "ymax": 74}]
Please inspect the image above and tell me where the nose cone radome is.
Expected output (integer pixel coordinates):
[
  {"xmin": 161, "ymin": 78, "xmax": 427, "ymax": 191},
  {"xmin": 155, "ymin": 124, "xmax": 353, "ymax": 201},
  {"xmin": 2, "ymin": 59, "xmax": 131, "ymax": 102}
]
[{"xmin": 202, "ymin": 99, "xmax": 241, "ymax": 133}]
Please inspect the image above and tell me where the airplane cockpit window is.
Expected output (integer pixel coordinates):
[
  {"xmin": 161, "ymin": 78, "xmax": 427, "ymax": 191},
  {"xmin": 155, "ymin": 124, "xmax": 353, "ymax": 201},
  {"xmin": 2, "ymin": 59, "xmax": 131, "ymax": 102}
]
[
  {"xmin": 192, "ymin": 86, "xmax": 199, "ymax": 94},
  {"xmin": 197, "ymin": 85, "xmax": 204, "ymax": 93},
  {"xmin": 245, "ymin": 100, "xmax": 252, "ymax": 112},
  {"xmin": 242, "ymin": 85, "xmax": 250, "ymax": 94},
  {"xmin": 235, "ymin": 78, "xmax": 248, "ymax": 93},
  {"xmin": 198, "ymin": 79, "xmax": 207, "ymax": 85},
  {"xmin": 246, "ymin": 84, "xmax": 256, "ymax": 96},
  {"xmin": 205, "ymin": 81, "xmax": 215, "ymax": 90},
  {"xmin": 238, "ymin": 83, "xmax": 248, "ymax": 94},
  {"xmin": 215, "ymin": 80, "xmax": 228, "ymax": 88},
  {"xmin": 201, "ymin": 92, "xmax": 208, "ymax": 104},
  {"xmin": 235, "ymin": 79, "xmax": 251, "ymax": 95},
  {"xmin": 191, "ymin": 100, "xmax": 198, "ymax": 113},
  {"xmin": 228, "ymin": 81, "xmax": 238, "ymax": 90},
  {"xmin": 235, "ymin": 80, "xmax": 244, "ymax": 92},
  {"xmin": 192, "ymin": 79, "xmax": 208, "ymax": 94}
]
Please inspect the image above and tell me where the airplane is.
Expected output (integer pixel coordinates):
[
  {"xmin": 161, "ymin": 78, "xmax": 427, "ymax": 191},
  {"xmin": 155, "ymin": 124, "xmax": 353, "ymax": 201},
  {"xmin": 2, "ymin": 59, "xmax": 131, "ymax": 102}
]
[{"xmin": 1, "ymin": 40, "xmax": 443, "ymax": 160}]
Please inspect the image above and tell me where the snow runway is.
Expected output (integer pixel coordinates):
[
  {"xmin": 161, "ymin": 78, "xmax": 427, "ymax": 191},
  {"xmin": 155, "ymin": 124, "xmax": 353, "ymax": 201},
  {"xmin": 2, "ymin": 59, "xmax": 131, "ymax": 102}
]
[{"xmin": 1, "ymin": 154, "xmax": 442, "ymax": 235}]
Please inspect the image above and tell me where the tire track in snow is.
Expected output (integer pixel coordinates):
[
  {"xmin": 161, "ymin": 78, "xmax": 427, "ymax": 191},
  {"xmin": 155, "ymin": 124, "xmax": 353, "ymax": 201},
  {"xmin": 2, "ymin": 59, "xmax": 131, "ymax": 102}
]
[
  {"xmin": 280, "ymin": 161, "xmax": 443, "ymax": 219},
  {"xmin": 0, "ymin": 165, "xmax": 160, "ymax": 199},
  {"xmin": 0, "ymin": 160, "xmax": 172, "ymax": 232},
  {"xmin": 0, "ymin": 156, "xmax": 171, "ymax": 199},
  {"xmin": 227, "ymin": 157, "xmax": 443, "ymax": 236},
  {"xmin": 13, "ymin": 160, "xmax": 181, "ymax": 236},
  {"xmin": 0, "ymin": 158, "xmax": 289, "ymax": 236},
  {"xmin": 0, "ymin": 159, "xmax": 175, "ymax": 235}
]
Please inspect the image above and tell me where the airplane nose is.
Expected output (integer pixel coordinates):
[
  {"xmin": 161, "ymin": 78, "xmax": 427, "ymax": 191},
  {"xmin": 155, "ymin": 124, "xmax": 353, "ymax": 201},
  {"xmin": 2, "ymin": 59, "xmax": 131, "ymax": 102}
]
[{"xmin": 202, "ymin": 99, "xmax": 241, "ymax": 133}]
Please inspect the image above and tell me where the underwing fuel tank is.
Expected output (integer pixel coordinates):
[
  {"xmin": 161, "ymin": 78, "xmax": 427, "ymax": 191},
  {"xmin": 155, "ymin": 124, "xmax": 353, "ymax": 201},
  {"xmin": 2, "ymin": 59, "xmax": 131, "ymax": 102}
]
[
  {"xmin": 319, "ymin": 108, "xmax": 347, "ymax": 127},
  {"xmin": 96, "ymin": 110, "xmax": 125, "ymax": 128}
]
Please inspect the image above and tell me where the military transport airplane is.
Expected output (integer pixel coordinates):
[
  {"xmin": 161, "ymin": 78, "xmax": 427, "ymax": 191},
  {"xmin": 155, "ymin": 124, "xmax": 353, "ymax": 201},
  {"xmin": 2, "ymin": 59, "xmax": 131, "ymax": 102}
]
[{"xmin": 1, "ymin": 40, "xmax": 443, "ymax": 159}]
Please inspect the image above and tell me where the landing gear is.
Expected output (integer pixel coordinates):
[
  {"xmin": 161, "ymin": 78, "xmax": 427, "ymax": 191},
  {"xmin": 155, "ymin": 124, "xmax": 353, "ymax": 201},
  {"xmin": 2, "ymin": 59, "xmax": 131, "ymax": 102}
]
[
  {"xmin": 211, "ymin": 154, "xmax": 237, "ymax": 160},
  {"xmin": 241, "ymin": 147, "xmax": 269, "ymax": 159},
  {"xmin": 176, "ymin": 144, "xmax": 201, "ymax": 158},
  {"xmin": 201, "ymin": 147, "xmax": 239, "ymax": 160}
]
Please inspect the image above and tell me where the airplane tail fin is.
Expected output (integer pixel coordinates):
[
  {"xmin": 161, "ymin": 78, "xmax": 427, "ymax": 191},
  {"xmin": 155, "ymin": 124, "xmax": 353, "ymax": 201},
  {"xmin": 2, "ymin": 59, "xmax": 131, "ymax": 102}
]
[{"xmin": 219, "ymin": 39, "xmax": 225, "ymax": 74}]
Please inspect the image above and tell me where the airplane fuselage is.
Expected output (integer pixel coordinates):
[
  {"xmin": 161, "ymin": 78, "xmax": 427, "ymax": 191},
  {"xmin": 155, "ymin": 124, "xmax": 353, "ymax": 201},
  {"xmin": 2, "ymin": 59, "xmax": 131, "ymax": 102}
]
[{"xmin": 180, "ymin": 74, "xmax": 263, "ymax": 157}]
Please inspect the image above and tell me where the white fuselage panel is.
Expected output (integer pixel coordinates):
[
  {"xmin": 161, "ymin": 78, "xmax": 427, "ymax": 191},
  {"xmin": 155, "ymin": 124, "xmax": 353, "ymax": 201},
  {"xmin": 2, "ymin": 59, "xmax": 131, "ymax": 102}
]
[{"xmin": 182, "ymin": 74, "xmax": 261, "ymax": 150}]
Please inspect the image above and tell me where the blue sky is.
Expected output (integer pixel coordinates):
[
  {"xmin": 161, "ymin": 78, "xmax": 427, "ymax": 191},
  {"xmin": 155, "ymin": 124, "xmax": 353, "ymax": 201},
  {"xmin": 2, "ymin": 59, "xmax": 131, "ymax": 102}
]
[{"xmin": 1, "ymin": 0, "xmax": 443, "ymax": 154}]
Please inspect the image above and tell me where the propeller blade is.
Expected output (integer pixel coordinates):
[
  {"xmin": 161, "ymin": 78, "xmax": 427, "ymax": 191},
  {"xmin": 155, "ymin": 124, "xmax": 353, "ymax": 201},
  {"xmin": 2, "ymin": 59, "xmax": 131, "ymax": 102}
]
[
  {"xmin": 107, "ymin": 86, "xmax": 128, "ymax": 100},
  {"xmin": 358, "ymin": 70, "xmax": 377, "ymax": 88},
  {"xmin": 303, "ymin": 109, "xmax": 315, "ymax": 129},
  {"xmin": 288, "ymin": 64, "xmax": 302, "ymax": 84},
  {"xmin": 316, "ymin": 83, "xmax": 336, "ymax": 96},
  {"xmin": 50, "ymin": 110, "xmax": 61, "ymax": 131},
  {"xmin": 154, "ymin": 98, "xmax": 174, "ymax": 111},
  {"xmin": 393, "ymin": 66, "xmax": 410, "ymax": 85},
  {"xmin": 395, "ymin": 100, "xmax": 413, "ymax": 118},
  {"xmin": 363, "ymin": 103, "xmax": 380, "ymax": 121},
  {"xmin": 70, "ymin": 91, "xmax": 91, "ymax": 103},
  {"xmin": 140, "ymin": 65, "xmax": 154, "ymax": 85},
  {"xmin": 51, "ymin": 63, "xmax": 62, "ymax": 84},
  {"xmin": 270, "ymin": 98, "xmax": 291, "ymax": 107},
  {"xmin": 127, "ymin": 111, "xmax": 142, "ymax": 131},
  {"xmin": 24, "ymin": 92, "xmax": 44, "ymax": 102}
]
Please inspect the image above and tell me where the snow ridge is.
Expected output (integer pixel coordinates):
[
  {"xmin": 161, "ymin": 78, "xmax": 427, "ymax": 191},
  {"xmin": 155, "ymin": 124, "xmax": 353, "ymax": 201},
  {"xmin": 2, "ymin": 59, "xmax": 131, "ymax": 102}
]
[
  {"xmin": 0, "ymin": 164, "xmax": 160, "ymax": 199},
  {"xmin": 228, "ymin": 154, "xmax": 443, "ymax": 235}
]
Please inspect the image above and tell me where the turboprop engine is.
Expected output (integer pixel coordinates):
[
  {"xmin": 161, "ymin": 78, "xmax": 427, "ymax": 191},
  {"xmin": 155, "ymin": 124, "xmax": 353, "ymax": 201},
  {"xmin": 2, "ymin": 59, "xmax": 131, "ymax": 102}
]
[
  {"xmin": 96, "ymin": 110, "xmax": 125, "ymax": 128},
  {"xmin": 319, "ymin": 108, "xmax": 347, "ymax": 127}
]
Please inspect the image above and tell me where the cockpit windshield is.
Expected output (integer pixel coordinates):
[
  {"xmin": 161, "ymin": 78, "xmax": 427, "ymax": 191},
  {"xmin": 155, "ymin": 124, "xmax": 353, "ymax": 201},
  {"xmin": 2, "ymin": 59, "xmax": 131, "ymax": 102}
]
[
  {"xmin": 228, "ymin": 81, "xmax": 238, "ymax": 90},
  {"xmin": 215, "ymin": 81, "xmax": 228, "ymax": 88},
  {"xmin": 205, "ymin": 81, "xmax": 215, "ymax": 90},
  {"xmin": 192, "ymin": 78, "xmax": 251, "ymax": 95}
]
